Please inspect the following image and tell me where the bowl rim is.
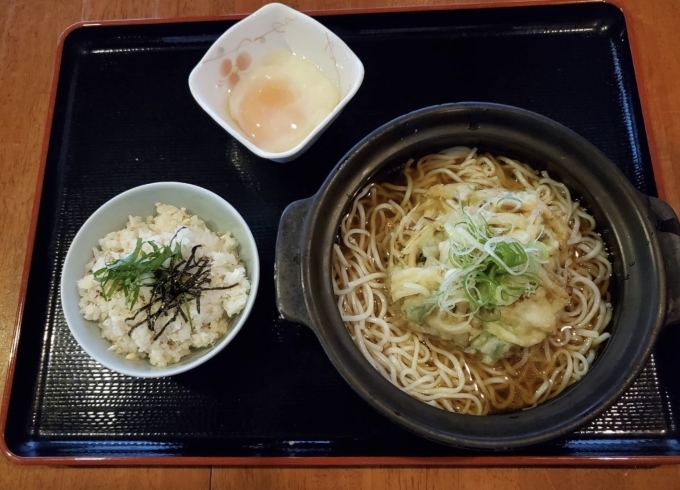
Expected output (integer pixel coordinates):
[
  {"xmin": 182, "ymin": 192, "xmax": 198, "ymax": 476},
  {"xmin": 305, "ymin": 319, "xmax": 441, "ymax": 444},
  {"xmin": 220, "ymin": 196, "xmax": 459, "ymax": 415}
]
[
  {"xmin": 187, "ymin": 2, "xmax": 365, "ymax": 161},
  {"xmin": 60, "ymin": 181, "xmax": 261, "ymax": 378}
]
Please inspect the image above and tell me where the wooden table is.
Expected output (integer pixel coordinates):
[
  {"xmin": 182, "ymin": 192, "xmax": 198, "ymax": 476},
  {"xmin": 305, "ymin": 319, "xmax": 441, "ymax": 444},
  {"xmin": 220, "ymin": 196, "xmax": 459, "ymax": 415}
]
[{"xmin": 0, "ymin": 0, "xmax": 679, "ymax": 488}]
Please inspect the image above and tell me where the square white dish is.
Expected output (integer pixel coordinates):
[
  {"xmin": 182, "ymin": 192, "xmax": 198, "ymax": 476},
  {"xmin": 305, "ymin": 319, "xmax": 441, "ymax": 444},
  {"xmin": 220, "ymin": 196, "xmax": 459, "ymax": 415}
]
[{"xmin": 188, "ymin": 2, "xmax": 365, "ymax": 162}]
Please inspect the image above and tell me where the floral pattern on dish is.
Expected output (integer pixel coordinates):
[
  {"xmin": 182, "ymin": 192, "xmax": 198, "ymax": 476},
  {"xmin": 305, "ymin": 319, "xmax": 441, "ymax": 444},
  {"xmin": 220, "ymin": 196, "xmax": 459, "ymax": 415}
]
[
  {"xmin": 218, "ymin": 52, "xmax": 252, "ymax": 89},
  {"xmin": 203, "ymin": 16, "xmax": 295, "ymax": 87},
  {"xmin": 324, "ymin": 31, "xmax": 342, "ymax": 91}
]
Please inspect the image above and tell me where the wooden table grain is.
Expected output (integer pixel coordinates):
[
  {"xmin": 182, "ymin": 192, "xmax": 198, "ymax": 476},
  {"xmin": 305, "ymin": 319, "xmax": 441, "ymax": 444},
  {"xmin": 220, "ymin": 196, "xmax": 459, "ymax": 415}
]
[{"xmin": 0, "ymin": 0, "xmax": 679, "ymax": 488}]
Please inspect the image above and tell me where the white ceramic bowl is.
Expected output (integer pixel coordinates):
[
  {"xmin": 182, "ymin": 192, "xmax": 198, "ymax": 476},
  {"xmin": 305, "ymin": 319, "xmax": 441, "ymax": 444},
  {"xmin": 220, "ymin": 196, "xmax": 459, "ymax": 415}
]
[
  {"xmin": 60, "ymin": 182, "xmax": 260, "ymax": 378},
  {"xmin": 188, "ymin": 2, "xmax": 364, "ymax": 162}
]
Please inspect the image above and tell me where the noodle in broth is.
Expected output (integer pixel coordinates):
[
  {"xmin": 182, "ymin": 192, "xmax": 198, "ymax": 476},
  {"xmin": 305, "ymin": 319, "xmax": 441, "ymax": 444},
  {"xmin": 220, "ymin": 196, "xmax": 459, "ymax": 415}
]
[{"xmin": 332, "ymin": 147, "xmax": 612, "ymax": 414}]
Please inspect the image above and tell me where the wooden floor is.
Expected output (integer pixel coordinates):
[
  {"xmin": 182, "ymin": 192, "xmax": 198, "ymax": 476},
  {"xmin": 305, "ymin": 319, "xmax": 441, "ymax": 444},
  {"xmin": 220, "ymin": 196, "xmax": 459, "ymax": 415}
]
[{"xmin": 0, "ymin": 0, "xmax": 679, "ymax": 488}]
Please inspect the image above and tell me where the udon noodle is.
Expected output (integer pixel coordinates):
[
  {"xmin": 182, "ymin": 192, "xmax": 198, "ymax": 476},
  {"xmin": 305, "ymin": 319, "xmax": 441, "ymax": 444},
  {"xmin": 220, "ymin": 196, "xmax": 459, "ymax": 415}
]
[{"xmin": 332, "ymin": 147, "xmax": 612, "ymax": 414}]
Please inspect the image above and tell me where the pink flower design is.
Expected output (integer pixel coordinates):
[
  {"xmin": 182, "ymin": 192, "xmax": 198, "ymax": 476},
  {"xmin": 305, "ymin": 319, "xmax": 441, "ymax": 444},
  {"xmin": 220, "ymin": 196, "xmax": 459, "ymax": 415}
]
[{"xmin": 219, "ymin": 52, "xmax": 252, "ymax": 88}]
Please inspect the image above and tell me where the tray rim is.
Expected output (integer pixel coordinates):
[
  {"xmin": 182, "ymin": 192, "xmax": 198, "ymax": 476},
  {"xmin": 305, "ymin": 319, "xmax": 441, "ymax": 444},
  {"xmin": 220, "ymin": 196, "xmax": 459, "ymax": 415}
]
[{"xmin": 1, "ymin": 0, "xmax": 673, "ymax": 467}]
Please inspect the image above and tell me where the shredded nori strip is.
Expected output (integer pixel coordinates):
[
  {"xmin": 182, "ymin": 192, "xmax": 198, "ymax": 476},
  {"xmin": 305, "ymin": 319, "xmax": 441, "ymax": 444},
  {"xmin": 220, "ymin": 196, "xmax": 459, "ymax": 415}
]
[{"xmin": 126, "ymin": 244, "xmax": 234, "ymax": 340}]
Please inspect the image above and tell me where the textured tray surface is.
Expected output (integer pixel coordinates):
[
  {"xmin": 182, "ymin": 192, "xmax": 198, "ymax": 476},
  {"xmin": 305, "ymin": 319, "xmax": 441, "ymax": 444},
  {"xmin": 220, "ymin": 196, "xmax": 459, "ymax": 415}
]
[{"xmin": 5, "ymin": 2, "xmax": 680, "ymax": 459}]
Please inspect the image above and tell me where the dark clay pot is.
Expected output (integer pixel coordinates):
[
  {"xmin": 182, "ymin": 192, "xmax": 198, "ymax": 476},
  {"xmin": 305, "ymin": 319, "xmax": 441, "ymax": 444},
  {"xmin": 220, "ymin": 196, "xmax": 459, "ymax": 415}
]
[{"xmin": 274, "ymin": 103, "xmax": 680, "ymax": 450}]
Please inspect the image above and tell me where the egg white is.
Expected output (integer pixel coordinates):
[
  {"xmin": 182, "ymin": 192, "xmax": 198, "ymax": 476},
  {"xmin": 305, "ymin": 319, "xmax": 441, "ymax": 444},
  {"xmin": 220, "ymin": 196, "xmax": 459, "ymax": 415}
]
[{"xmin": 228, "ymin": 50, "xmax": 340, "ymax": 153}]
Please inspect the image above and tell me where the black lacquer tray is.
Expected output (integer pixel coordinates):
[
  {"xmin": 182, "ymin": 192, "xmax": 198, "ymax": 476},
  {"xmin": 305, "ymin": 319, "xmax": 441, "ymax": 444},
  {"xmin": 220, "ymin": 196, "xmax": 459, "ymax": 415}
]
[{"xmin": 3, "ymin": 1, "xmax": 679, "ymax": 465}]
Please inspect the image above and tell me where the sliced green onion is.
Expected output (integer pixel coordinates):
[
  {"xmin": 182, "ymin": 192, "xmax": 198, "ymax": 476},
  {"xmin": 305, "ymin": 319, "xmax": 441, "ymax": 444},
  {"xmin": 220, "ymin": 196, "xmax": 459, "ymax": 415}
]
[
  {"xmin": 492, "ymin": 241, "xmax": 528, "ymax": 268},
  {"xmin": 433, "ymin": 199, "xmax": 547, "ymax": 320},
  {"xmin": 497, "ymin": 196, "xmax": 523, "ymax": 212},
  {"xmin": 476, "ymin": 307, "xmax": 500, "ymax": 322}
]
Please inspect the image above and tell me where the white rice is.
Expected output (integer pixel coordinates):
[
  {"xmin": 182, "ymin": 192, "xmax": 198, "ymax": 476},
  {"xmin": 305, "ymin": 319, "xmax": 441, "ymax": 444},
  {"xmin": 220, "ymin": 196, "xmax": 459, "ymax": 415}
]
[{"xmin": 77, "ymin": 203, "xmax": 250, "ymax": 367}]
